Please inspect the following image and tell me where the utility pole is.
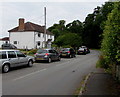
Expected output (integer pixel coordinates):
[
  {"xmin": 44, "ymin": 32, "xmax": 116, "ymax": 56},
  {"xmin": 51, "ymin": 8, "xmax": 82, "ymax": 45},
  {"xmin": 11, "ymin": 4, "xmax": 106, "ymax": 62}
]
[{"xmin": 44, "ymin": 7, "xmax": 47, "ymax": 48}]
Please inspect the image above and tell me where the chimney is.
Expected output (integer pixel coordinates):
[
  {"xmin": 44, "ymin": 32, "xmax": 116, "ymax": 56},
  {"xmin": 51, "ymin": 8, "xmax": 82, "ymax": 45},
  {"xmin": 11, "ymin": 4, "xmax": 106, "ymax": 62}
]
[{"xmin": 18, "ymin": 18, "xmax": 25, "ymax": 31}]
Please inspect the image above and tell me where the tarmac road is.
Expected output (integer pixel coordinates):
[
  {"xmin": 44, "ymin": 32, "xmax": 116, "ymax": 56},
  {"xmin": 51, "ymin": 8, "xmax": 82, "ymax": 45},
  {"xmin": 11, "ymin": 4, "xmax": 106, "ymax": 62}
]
[{"xmin": 2, "ymin": 50, "xmax": 100, "ymax": 95}]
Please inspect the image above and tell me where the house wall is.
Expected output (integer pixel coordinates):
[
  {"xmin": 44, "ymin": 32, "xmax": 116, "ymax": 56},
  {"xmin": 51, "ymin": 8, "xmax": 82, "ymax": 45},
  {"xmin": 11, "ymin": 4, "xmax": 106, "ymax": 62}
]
[
  {"xmin": 10, "ymin": 32, "xmax": 34, "ymax": 49},
  {"xmin": 35, "ymin": 32, "xmax": 44, "ymax": 48},
  {"xmin": 10, "ymin": 31, "xmax": 55, "ymax": 49},
  {"xmin": 35, "ymin": 33, "xmax": 54, "ymax": 48},
  {"xmin": 46, "ymin": 34, "xmax": 54, "ymax": 42}
]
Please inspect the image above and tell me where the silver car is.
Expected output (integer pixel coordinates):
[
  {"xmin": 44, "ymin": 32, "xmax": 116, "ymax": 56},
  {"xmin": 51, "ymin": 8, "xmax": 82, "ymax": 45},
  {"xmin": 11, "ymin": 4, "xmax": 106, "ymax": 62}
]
[{"xmin": 0, "ymin": 50, "xmax": 35, "ymax": 73}]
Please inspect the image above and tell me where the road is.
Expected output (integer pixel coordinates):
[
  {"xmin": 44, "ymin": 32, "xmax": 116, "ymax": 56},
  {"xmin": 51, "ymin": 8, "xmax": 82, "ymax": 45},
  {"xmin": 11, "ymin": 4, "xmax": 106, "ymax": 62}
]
[{"xmin": 2, "ymin": 50, "xmax": 100, "ymax": 95}]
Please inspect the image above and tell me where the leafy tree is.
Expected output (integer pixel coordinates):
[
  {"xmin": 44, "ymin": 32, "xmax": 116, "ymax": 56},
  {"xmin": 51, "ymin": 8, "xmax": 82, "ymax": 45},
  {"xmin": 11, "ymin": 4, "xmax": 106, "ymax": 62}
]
[
  {"xmin": 51, "ymin": 29, "xmax": 60, "ymax": 39},
  {"xmin": 101, "ymin": 2, "xmax": 120, "ymax": 65},
  {"xmin": 66, "ymin": 20, "xmax": 83, "ymax": 35},
  {"xmin": 48, "ymin": 20, "xmax": 83, "ymax": 47},
  {"xmin": 83, "ymin": 2, "xmax": 114, "ymax": 48},
  {"xmin": 54, "ymin": 33, "xmax": 82, "ymax": 47},
  {"xmin": 48, "ymin": 20, "xmax": 67, "ymax": 38}
]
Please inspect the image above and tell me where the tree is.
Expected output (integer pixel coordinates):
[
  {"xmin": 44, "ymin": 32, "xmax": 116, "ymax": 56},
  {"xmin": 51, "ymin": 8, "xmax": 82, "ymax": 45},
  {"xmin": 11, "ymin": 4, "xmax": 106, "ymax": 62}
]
[
  {"xmin": 66, "ymin": 20, "xmax": 83, "ymax": 35},
  {"xmin": 54, "ymin": 33, "xmax": 82, "ymax": 47},
  {"xmin": 48, "ymin": 20, "xmax": 83, "ymax": 47},
  {"xmin": 101, "ymin": 2, "xmax": 120, "ymax": 65},
  {"xmin": 51, "ymin": 29, "xmax": 60, "ymax": 39},
  {"xmin": 48, "ymin": 20, "xmax": 67, "ymax": 39},
  {"xmin": 83, "ymin": 2, "xmax": 114, "ymax": 48}
]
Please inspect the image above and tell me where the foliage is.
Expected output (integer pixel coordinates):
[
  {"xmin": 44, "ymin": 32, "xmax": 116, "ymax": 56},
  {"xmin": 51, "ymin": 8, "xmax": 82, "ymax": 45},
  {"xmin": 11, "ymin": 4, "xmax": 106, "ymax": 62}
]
[
  {"xmin": 96, "ymin": 55, "xmax": 109, "ymax": 69},
  {"xmin": 28, "ymin": 49, "xmax": 38, "ymax": 55},
  {"xmin": 83, "ymin": 2, "xmax": 114, "ymax": 48},
  {"xmin": 48, "ymin": 2, "xmax": 114, "ymax": 49},
  {"xmin": 54, "ymin": 33, "xmax": 82, "ymax": 47},
  {"xmin": 101, "ymin": 2, "xmax": 120, "ymax": 65},
  {"xmin": 48, "ymin": 20, "xmax": 83, "ymax": 48},
  {"xmin": 66, "ymin": 20, "xmax": 83, "ymax": 35}
]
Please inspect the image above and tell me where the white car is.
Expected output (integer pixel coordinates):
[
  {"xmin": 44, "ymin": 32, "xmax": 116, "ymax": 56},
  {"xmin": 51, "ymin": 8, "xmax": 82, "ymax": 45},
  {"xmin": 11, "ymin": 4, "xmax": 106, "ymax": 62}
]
[
  {"xmin": 81, "ymin": 46, "xmax": 90, "ymax": 53},
  {"xmin": 0, "ymin": 50, "xmax": 35, "ymax": 73},
  {"xmin": 77, "ymin": 48, "xmax": 86, "ymax": 55}
]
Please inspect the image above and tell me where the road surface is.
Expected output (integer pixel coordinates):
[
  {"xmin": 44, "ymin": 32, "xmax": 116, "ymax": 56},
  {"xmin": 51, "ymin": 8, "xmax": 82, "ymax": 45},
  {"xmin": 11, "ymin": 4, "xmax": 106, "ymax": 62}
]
[{"xmin": 2, "ymin": 50, "xmax": 100, "ymax": 95}]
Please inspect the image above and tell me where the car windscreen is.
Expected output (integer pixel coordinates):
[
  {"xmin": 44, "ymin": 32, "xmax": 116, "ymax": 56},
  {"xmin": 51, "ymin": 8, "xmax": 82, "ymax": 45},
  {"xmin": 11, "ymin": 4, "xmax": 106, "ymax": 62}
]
[
  {"xmin": 61, "ymin": 48, "xmax": 69, "ymax": 52},
  {"xmin": 37, "ymin": 50, "xmax": 48, "ymax": 54},
  {"xmin": 0, "ymin": 51, "xmax": 7, "ymax": 59},
  {"xmin": 79, "ymin": 48, "xmax": 84, "ymax": 50}
]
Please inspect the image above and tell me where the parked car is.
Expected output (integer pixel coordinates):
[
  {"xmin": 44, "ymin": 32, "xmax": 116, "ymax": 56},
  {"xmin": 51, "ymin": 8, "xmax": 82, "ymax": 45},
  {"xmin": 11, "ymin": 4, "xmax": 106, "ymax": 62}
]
[
  {"xmin": 34, "ymin": 48, "xmax": 61, "ymax": 63},
  {"xmin": 81, "ymin": 46, "xmax": 90, "ymax": 53},
  {"xmin": 0, "ymin": 50, "xmax": 35, "ymax": 73},
  {"xmin": 2, "ymin": 43, "xmax": 17, "ymax": 49},
  {"xmin": 60, "ymin": 48, "xmax": 76, "ymax": 58},
  {"xmin": 77, "ymin": 47, "xmax": 86, "ymax": 55}
]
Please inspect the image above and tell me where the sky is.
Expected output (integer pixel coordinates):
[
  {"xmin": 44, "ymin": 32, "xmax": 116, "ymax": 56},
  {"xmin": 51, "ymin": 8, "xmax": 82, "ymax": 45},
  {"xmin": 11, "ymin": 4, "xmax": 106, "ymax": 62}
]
[{"xmin": 0, "ymin": 0, "xmax": 109, "ymax": 38}]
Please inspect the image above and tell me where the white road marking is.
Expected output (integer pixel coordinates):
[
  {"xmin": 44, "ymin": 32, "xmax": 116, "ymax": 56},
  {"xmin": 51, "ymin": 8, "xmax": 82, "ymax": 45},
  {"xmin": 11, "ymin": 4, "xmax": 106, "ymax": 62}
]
[
  {"xmin": 13, "ymin": 68, "xmax": 47, "ymax": 81},
  {"xmin": 12, "ymin": 58, "xmax": 81, "ymax": 81}
]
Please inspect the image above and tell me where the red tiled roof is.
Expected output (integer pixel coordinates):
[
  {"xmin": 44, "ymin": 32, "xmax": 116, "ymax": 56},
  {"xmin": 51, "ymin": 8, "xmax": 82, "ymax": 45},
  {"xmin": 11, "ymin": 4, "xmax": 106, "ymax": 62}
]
[
  {"xmin": 8, "ymin": 22, "xmax": 53, "ymax": 35},
  {"xmin": 0, "ymin": 37, "xmax": 9, "ymax": 41}
]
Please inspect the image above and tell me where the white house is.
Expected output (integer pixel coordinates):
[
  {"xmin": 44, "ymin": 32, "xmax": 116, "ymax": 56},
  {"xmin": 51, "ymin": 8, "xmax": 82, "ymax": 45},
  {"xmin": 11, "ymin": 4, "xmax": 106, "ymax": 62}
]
[{"xmin": 8, "ymin": 18, "xmax": 54, "ymax": 49}]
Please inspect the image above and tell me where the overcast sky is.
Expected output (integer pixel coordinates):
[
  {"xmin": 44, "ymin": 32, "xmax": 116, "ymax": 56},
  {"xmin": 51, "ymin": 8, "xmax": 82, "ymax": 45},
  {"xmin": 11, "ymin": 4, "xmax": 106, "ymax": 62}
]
[{"xmin": 0, "ymin": 0, "xmax": 108, "ymax": 38}]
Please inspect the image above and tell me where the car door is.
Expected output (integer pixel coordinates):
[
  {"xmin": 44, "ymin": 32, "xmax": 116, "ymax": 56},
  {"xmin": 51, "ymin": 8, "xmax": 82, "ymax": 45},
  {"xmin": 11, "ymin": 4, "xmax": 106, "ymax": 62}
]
[
  {"xmin": 7, "ymin": 51, "xmax": 19, "ymax": 67},
  {"xmin": 16, "ymin": 51, "xmax": 28, "ymax": 66}
]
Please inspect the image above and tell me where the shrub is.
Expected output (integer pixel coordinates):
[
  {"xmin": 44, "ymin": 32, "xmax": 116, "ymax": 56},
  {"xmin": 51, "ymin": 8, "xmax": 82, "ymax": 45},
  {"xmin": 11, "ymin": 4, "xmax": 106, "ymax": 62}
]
[
  {"xmin": 96, "ymin": 55, "xmax": 109, "ymax": 69},
  {"xmin": 28, "ymin": 49, "xmax": 38, "ymax": 55}
]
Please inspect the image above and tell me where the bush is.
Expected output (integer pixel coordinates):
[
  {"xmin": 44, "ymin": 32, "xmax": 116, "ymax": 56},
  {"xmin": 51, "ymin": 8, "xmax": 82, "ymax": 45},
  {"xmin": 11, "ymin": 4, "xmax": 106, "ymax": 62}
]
[
  {"xmin": 96, "ymin": 55, "xmax": 109, "ymax": 69},
  {"xmin": 28, "ymin": 49, "xmax": 38, "ymax": 55}
]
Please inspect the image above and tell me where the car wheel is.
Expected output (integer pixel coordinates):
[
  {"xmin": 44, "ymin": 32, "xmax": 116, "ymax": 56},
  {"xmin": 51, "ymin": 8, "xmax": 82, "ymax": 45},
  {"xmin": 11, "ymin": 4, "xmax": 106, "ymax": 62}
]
[
  {"xmin": 28, "ymin": 60, "xmax": 33, "ymax": 67},
  {"xmin": 2, "ymin": 64, "xmax": 10, "ymax": 73},
  {"xmin": 69, "ymin": 55, "xmax": 72, "ymax": 58},
  {"xmin": 48, "ymin": 58, "xmax": 52, "ymax": 63}
]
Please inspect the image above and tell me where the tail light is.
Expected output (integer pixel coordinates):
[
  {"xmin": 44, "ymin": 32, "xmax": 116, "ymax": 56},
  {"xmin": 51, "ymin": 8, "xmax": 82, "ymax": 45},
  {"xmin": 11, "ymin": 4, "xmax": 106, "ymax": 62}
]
[
  {"xmin": 45, "ymin": 53, "xmax": 49, "ymax": 56},
  {"xmin": 68, "ymin": 51, "xmax": 70, "ymax": 53}
]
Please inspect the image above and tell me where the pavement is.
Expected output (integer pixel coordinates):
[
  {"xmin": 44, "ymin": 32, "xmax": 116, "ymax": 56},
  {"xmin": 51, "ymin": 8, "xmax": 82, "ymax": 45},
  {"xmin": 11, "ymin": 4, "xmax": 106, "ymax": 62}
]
[{"xmin": 80, "ymin": 68, "xmax": 120, "ymax": 96}]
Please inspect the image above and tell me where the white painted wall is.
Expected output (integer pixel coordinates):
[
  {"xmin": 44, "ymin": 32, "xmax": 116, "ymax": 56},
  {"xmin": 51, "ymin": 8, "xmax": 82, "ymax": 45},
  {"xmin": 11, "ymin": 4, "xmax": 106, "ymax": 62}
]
[
  {"xmin": 35, "ymin": 32, "xmax": 44, "ymax": 48},
  {"xmin": 10, "ymin": 31, "xmax": 55, "ymax": 49},
  {"xmin": 10, "ymin": 31, "xmax": 34, "ymax": 49},
  {"xmin": 35, "ymin": 33, "xmax": 54, "ymax": 48}
]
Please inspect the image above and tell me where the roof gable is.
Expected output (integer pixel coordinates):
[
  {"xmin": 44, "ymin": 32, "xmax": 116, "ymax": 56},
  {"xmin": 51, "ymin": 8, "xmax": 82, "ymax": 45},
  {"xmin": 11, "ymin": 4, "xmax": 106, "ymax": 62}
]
[{"xmin": 0, "ymin": 37, "xmax": 9, "ymax": 41}]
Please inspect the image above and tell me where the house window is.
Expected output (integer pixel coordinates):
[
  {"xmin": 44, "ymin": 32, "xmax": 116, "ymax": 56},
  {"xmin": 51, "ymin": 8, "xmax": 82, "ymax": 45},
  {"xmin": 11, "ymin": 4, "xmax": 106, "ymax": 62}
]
[
  {"xmin": 37, "ymin": 41, "xmax": 40, "ymax": 46},
  {"xmin": 14, "ymin": 41, "xmax": 17, "ymax": 44},
  {"xmin": 38, "ymin": 33, "xmax": 41, "ymax": 37}
]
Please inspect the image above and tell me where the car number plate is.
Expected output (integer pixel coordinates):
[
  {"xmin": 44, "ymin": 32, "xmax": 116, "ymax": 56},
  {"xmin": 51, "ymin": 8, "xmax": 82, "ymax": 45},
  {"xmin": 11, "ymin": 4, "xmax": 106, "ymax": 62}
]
[{"xmin": 62, "ymin": 54, "xmax": 66, "ymax": 56}]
